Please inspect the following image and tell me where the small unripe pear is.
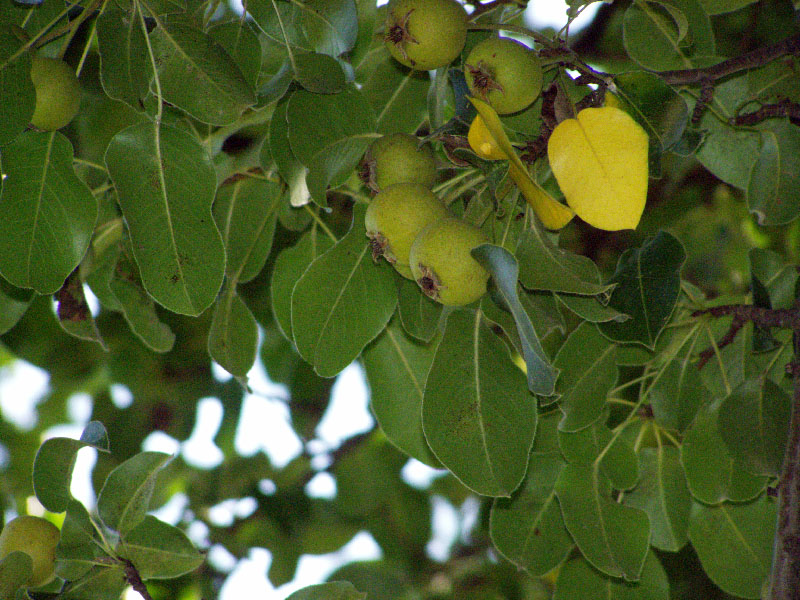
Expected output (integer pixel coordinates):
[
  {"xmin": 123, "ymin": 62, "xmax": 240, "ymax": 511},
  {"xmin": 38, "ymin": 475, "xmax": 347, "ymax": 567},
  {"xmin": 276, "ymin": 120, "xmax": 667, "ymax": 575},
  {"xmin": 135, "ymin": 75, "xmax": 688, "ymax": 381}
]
[
  {"xmin": 409, "ymin": 218, "xmax": 490, "ymax": 305},
  {"xmin": 384, "ymin": 0, "xmax": 468, "ymax": 71},
  {"xmin": 359, "ymin": 133, "xmax": 436, "ymax": 192},
  {"xmin": 0, "ymin": 516, "xmax": 60, "ymax": 587},
  {"xmin": 365, "ymin": 183, "xmax": 449, "ymax": 276}
]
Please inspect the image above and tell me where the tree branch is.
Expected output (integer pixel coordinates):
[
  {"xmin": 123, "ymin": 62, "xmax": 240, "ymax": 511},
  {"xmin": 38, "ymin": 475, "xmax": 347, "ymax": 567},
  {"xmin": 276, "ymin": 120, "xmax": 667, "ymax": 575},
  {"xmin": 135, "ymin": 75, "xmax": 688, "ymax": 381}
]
[
  {"xmin": 658, "ymin": 33, "xmax": 800, "ymax": 86},
  {"xmin": 123, "ymin": 559, "xmax": 154, "ymax": 600}
]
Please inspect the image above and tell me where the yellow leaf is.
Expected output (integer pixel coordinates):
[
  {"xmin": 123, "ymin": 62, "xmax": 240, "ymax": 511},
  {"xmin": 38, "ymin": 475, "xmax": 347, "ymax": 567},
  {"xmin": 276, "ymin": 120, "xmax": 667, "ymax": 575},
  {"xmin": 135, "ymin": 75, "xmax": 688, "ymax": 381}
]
[
  {"xmin": 468, "ymin": 97, "xmax": 574, "ymax": 230},
  {"xmin": 547, "ymin": 106, "xmax": 649, "ymax": 231},
  {"xmin": 467, "ymin": 114, "xmax": 505, "ymax": 160}
]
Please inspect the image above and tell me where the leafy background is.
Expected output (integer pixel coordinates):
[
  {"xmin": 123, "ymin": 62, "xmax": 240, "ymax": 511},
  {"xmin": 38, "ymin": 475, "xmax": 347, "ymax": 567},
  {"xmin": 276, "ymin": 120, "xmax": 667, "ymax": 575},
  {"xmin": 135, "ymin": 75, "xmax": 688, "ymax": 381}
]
[{"xmin": 1, "ymin": 0, "xmax": 800, "ymax": 599}]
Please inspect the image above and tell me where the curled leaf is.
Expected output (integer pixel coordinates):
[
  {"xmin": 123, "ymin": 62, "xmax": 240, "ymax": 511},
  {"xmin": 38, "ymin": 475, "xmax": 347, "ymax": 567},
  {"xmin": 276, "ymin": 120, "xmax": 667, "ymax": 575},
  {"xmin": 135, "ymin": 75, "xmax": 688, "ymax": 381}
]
[
  {"xmin": 468, "ymin": 97, "xmax": 574, "ymax": 230},
  {"xmin": 548, "ymin": 106, "xmax": 649, "ymax": 231}
]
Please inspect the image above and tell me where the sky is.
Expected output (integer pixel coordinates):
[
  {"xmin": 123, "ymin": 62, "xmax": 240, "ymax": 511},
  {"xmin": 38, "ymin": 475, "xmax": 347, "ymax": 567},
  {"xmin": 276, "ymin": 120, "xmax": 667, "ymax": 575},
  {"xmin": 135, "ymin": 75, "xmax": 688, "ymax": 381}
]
[{"xmin": 0, "ymin": 2, "xmax": 599, "ymax": 598}]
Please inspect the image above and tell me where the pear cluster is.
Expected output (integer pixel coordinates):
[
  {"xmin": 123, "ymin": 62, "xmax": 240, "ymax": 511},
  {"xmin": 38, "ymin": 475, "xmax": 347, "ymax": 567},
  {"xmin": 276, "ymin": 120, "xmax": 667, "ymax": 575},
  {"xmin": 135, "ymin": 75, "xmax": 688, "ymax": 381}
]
[{"xmin": 362, "ymin": 134, "xmax": 490, "ymax": 306}]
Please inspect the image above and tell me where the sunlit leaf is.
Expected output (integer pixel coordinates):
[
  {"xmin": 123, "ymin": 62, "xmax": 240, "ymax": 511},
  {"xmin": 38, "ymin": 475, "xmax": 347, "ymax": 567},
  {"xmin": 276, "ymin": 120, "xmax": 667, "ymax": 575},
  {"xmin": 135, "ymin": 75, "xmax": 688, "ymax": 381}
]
[
  {"xmin": 120, "ymin": 516, "xmax": 204, "ymax": 579},
  {"xmin": 548, "ymin": 106, "xmax": 649, "ymax": 231}
]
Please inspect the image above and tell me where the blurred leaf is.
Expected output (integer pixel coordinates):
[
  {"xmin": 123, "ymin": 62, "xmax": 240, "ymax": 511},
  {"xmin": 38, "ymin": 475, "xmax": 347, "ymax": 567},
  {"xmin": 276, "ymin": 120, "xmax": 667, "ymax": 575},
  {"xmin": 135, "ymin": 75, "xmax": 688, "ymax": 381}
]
[
  {"xmin": 96, "ymin": 5, "xmax": 152, "ymax": 109},
  {"xmin": 623, "ymin": 0, "xmax": 715, "ymax": 70},
  {"xmin": 291, "ymin": 206, "xmax": 397, "ymax": 377},
  {"xmin": 0, "ymin": 276, "xmax": 33, "ymax": 334},
  {"xmin": 747, "ymin": 120, "xmax": 800, "ymax": 226},
  {"xmin": 688, "ymin": 496, "xmax": 776, "ymax": 599},
  {"xmin": 285, "ymin": 581, "xmax": 366, "ymax": 600},
  {"xmin": 600, "ymin": 232, "xmax": 686, "ymax": 349},
  {"xmin": 105, "ymin": 121, "xmax": 225, "ymax": 316},
  {"xmin": 150, "ymin": 20, "xmax": 256, "ymax": 125},
  {"xmin": 423, "ymin": 309, "xmax": 537, "ymax": 497},
  {"xmin": 624, "ymin": 446, "xmax": 691, "ymax": 552},
  {"xmin": 97, "ymin": 451, "xmax": 172, "ymax": 535},
  {"xmin": 698, "ymin": 0, "xmax": 757, "ymax": 13},
  {"xmin": 490, "ymin": 453, "xmax": 573, "ymax": 575},
  {"xmin": 286, "ymin": 88, "xmax": 376, "ymax": 204},
  {"xmin": 474, "ymin": 244, "xmax": 559, "ymax": 396},
  {"xmin": 0, "ymin": 25, "xmax": 34, "ymax": 146},
  {"xmin": 718, "ymin": 378, "xmax": 790, "ymax": 477},
  {"xmin": 554, "ymin": 322, "xmax": 617, "ymax": 431},
  {"xmin": 33, "ymin": 421, "xmax": 110, "ymax": 512},
  {"xmin": 554, "ymin": 463, "xmax": 650, "ymax": 581},
  {"xmin": 0, "ymin": 552, "xmax": 32, "ymax": 600},
  {"xmin": 553, "ymin": 551, "xmax": 669, "ymax": 600},
  {"xmin": 0, "ymin": 131, "xmax": 97, "ymax": 294},
  {"xmin": 120, "ymin": 515, "xmax": 203, "ymax": 579},
  {"xmin": 680, "ymin": 397, "xmax": 769, "ymax": 504},
  {"xmin": 362, "ymin": 315, "xmax": 440, "ymax": 467},
  {"xmin": 750, "ymin": 248, "xmax": 798, "ymax": 310}
]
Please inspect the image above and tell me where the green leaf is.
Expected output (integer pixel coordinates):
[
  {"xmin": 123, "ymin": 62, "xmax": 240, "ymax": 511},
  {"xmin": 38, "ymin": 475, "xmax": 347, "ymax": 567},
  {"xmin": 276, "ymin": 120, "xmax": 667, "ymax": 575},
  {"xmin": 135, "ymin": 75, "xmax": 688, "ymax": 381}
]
[
  {"xmin": 120, "ymin": 515, "xmax": 203, "ymax": 579},
  {"xmin": 61, "ymin": 565, "xmax": 128, "ymax": 600},
  {"xmin": 33, "ymin": 421, "xmax": 110, "ymax": 513},
  {"xmin": 0, "ymin": 25, "xmax": 34, "ymax": 146},
  {"xmin": 105, "ymin": 121, "xmax": 225, "ymax": 316},
  {"xmin": 271, "ymin": 226, "xmax": 335, "ymax": 340},
  {"xmin": 422, "ymin": 309, "xmax": 537, "ymax": 497},
  {"xmin": 0, "ymin": 131, "xmax": 97, "ymax": 294},
  {"xmin": 291, "ymin": 206, "xmax": 397, "ymax": 377},
  {"xmin": 611, "ymin": 71, "xmax": 689, "ymax": 175},
  {"xmin": 718, "ymin": 378, "xmax": 790, "ymax": 477},
  {"xmin": 747, "ymin": 120, "xmax": 800, "ymax": 226},
  {"xmin": 695, "ymin": 75, "xmax": 761, "ymax": 190},
  {"xmin": 361, "ymin": 52, "xmax": 430, "ymax": 134},
  {"xmin": 553, "ymin": 551, "xmax": 669, "ymax": 600},
  {"xmin": 208, "ymin": 288, "xmax": 259, "ymax": 378},
  {"xmin": 56, "ymin": 499, "xmax": 103, "ymax": 580},
  {"xmin": 749, "ymin": 248, "xmax": 798, "ymax": 310},
  {"xmin": 55, "ymin": 269, "xmax": 106, "ymax": 349},
  {"xmin": 97, "ymin": 451, "xmax": 172, "ymax": 535},
  {"xmin": 680, "ymin": 397, "xmax": 769, "ymax": 504},
  {"xmin": 213, "ymin": 176, "xmax": 282, "ymax": 284},
  {"xmin": 0, "ymin": 276, "xmax": 34, "ymax": 334},
  {"xmin": 96, "ymin": 5, "xmax": 152, "ymax": 109},
  {"xmin": 554, "ymin": 322, "xmax": 617, "ymax": 431},
  {"xmin": 558, "ymin": 420, "xmax": 640, "ymax": 490},
  {"xmin": 688, "ymin": 496, "xmax": 776, "ymax": 599},
  {"xmin": 0, "ymin": 552, "xmax": 32, "ymax": 600},
  {"xmin": 208, "ymin": 21, "xmax": 263, "ymax": 89},
  {"xmin": 474, "ymin": 244, "xmax": 559, "ymax": 396},
  {"xmin": 600, "ymin": 231, "xmax": 686, "ymax": 349},
  {"xmin": 623, "ymin": 446, "xmax": 691, "ymax": 552},
  {"xmin": 698, "ymin": 0, "xmax": 758, "ymax": 13},
  {"xmin": 294, "ymin": 52, "xmax": 347, "ymax": 93},
  {"xmin": 248, "ymin": 0, "xmax": 359, "ymax": 57},
  {"xmin": 516, "ymin": 226, "xmax": 611, "ymax": 296},
  {"xmin": 647, "ymin": 353, "xmax": 708, "ymax": 432},
  {"xmin": 396, "ymin": 276, "xmax": 443, "ymax": 343},
  {"xmin": 362, "ymin": 315, "xmax": 440, "ymax": 467},
  {"xmin": 108, "ymin": 256, "xmax": 176, "ymax": 353},
  {"xmin": 285, "ymin": 581, "xmax": 367, "ymax": 600},
  {"xmin": 267, "ymin": 98, "xmax": 310, "ymax": 207},
  {"xmin": 556, "ymin": 293, "xmax": 628, "ymax": 323},
  {"xmin": 286, "ymin": 88, "xmax": 376, "ymax": 204},
  {"xmin": 489, "ymin": 453, "xmax": 573, "ymax": 575},
  {"xmin": 622, "ymin": 0, "xmax": 715, "ymax": 70},
  {"xmin": 150, "ymin": 20, "xmax": 256, "ymax": 125},
  {"xmin": 554, "ymin": 463, "xmax": 650, "ymax": 581}
]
